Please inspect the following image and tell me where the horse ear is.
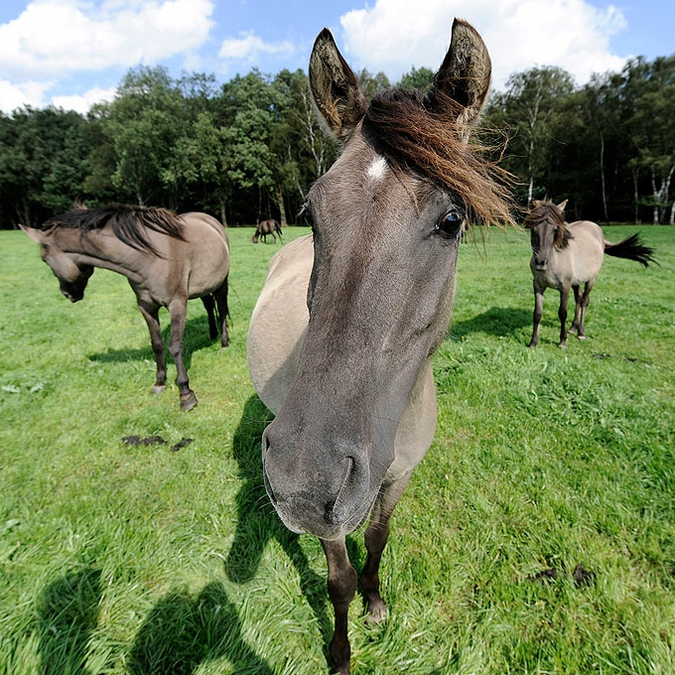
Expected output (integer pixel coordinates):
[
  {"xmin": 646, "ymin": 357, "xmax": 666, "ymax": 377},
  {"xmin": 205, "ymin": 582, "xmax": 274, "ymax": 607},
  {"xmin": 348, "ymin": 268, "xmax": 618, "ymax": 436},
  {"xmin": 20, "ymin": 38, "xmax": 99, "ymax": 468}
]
[
  {"xmin": 557, "ymin": 199, "xmax": 568, "ymax": 211},
  {"xmin": 309, "ymin": 28, "xmax": 368, "ymax": 142},
  {"xmin": 433, "ymin": 19, "xmax": 492, "ymax": 141},
  {"xmin": 20, "ymin": 224, "xmax": 46, "ymax": 244}
]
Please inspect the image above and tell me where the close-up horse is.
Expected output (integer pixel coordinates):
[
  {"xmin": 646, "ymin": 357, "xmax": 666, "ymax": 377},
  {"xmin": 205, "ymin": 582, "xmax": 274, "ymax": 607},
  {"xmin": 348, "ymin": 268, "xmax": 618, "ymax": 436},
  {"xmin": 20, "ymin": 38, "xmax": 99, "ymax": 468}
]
[{"xmin": 248, "ymin": 19, "xmax": 513, "ymax": 674}]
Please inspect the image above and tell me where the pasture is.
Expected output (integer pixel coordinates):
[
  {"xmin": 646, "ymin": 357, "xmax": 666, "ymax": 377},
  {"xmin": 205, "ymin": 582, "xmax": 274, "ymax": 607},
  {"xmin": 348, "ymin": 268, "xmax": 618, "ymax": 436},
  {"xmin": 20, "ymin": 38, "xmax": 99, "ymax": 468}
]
[{"xmin": 1, "ymin": 223, "xmax": 674, "ymax": 674}]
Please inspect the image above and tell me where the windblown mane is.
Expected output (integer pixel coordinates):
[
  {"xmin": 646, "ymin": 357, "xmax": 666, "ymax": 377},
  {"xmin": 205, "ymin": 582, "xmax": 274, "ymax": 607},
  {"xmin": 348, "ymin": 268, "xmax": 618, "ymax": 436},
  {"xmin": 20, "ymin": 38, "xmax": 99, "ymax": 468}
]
[
  {"xmin": 523, "ymin": 201, "xmax": 573, "ymax": 249},
  {"xmin": 362, "ymin": 88, "xmax": 515, "ymax": 227},
  {"xmin": 42, "ymin": 205, "xmax": 186, "ymax": 255}
]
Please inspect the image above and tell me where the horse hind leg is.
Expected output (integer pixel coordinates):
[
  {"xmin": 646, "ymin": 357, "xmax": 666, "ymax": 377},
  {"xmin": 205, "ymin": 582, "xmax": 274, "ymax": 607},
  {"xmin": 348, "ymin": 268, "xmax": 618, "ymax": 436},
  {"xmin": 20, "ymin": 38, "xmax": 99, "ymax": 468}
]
[
  {"xmin": 201, "ymin": 294, "xmax": 218, "ymax": 340},
  {"xmin": 575, "ymin": 279, "xmax": 595, "ymax": 339},
  {"xmin": 569, "ymin": 285, "xmax": 582, "ymax": 335},
  {"xmin": 213, "ymin": 278, "xmax": 229, "ymax": 348}
]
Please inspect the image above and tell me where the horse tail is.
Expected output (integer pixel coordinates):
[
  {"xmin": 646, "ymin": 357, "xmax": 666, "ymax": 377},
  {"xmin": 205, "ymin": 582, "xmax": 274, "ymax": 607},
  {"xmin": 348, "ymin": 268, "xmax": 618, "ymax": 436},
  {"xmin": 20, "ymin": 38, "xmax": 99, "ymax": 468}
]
[
  {"xmin": 604, "ymin": 233, "xmax": 657, "ymax": 268},
  {"xmin": 275, "ymin": 220, "xmax": 283, "ymax": 241}
]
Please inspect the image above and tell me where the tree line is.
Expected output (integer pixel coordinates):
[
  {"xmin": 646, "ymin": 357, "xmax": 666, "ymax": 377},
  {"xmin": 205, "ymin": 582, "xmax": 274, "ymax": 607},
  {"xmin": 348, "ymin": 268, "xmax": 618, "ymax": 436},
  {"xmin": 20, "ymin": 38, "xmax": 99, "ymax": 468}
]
[{"xmin": 0, "ymin": 52, "xmax": 673, "ymax": 229}]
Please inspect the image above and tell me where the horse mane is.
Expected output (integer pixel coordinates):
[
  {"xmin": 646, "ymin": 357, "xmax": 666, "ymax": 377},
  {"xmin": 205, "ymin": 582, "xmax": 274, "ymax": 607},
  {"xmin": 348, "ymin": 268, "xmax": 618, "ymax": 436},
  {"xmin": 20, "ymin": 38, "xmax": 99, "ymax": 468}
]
[
  {"xmin": 362, "ymin": 88, "xmax": 515, "ymax": 227},
  {"xmin": 523, "ymin": 201, "xmax": 573, "ymax": 249},
  {"xmin": 43, "ymin": 205, "xmax": 186, "ymax": 255}
]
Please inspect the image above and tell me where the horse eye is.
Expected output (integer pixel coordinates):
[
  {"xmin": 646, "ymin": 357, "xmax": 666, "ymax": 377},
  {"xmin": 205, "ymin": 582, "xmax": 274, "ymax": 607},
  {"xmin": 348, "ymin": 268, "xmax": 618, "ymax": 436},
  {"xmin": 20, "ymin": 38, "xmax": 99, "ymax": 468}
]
[{"xmin": 434, "ymin": 211, "xmax": 464, "ymax": 239}]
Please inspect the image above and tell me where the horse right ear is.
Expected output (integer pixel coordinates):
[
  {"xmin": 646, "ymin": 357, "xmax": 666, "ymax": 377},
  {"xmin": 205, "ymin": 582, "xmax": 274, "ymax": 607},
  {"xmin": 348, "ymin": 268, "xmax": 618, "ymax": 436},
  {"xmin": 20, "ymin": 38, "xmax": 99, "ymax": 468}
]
[
  {"xmin": 433, "ymin": 19, "xmax": 492, "ymax": 142},
  {"xmin": 20, "ymin": 224, "xmax": 46, "ymax": 244},
  {"xmin": 557, "ymin": 200, "xmax": 568, "ymax": 211},
  {"xmin": 309, "ymin": 28, "xmax": 368, "ymax": 142}
]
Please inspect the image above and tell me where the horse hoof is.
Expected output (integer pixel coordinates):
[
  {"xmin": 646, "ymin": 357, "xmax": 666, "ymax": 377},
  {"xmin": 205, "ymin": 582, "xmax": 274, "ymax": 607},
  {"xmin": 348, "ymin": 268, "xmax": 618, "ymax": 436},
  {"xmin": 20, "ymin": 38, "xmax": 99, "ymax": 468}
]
[
  {"xmin": 152, "ymin": 384, "xmax": 166, "ymax": 395},
  {"xmin": 366, "ymin": 600, "xmax": 388, "ymax": 624},
  {"xmin": 577, "ymin": 335, "xmax": 587, "ymax": 340},
  {"xmin": 180, "ymin": 392, "xmax": 198, "ymax": 411},
  {"xmin": 558, "ymin": 342, "xmax": 567, "ymax": 349}
]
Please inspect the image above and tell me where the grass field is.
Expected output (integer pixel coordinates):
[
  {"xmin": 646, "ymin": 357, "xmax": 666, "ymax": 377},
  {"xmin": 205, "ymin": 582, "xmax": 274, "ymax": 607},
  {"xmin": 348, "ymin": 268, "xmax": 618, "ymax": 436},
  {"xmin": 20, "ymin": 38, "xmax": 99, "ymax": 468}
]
[{"xmin": 1, "ymin": 222, "xmax": 674, "ymax": 674}]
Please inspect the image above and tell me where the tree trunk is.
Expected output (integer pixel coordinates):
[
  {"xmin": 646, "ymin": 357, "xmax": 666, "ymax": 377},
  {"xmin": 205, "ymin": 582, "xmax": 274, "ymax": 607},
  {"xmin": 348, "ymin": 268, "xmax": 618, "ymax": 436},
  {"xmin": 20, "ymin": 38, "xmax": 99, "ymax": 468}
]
[
  {"xmin": 275, "ymin": 187, "xmax": 287, "ymax": 226},
  {"xmin": 600, "ymin": 132, "xmax": 609, "ymax": 223}
]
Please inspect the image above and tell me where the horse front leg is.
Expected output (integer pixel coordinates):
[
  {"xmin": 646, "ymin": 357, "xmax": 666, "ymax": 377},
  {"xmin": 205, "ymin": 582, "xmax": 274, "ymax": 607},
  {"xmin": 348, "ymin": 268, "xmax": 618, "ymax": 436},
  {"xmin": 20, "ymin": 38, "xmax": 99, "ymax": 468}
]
[
  {"xmin": 167, "ymin": 297, "xmax": 197, "ymax": 411},
  {"xmin": 361, "ymin": 475, "xmax": 411, "ymax": 623},
  {"xmin": 558, "ymin": 286, "xmax": 570, "ymax": 348},
  {"xmin": 137, "ymin": 303, "xmax": 167, "ymax": 394},
  {"xmin": 529, "ymin": 283, "xmax": 545, "ymax": 348},
  {"xmin": 321, "ymin": 537, "xmax": 357, "ymax": 675}
]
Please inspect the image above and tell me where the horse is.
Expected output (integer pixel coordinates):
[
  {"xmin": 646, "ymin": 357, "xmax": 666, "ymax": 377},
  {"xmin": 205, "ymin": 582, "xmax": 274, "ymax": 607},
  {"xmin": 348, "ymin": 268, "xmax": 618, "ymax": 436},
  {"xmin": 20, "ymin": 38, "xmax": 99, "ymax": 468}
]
[
  {"xmin": 247, "ymin": 20, "xmax": 513, "ymax": 674},
  {"xmin": 21, "ymin": 206, "xmax": 229, "ymax": 411},
  {"xmin": 252, "ymin": 219, "xmax": 282, "ymax": 244},
  {"xmin": 524, "ymin": 200, "xmax": 656, "ymax": 349}
]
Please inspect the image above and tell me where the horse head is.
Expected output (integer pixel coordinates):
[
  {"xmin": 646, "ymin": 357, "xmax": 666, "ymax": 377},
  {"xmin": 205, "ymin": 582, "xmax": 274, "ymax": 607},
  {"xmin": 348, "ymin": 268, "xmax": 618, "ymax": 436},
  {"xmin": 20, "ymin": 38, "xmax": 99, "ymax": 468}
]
[
  {"xmin": 524, "ymin": 200, "xmax": 569, "ymax": 271},
  {"xmin": 261, "ymin": 20, "xmax": 512, "ymax": 540},
  {"xmin": 21, "ymin": 225, "xmax": 94, "ymax": 302}
]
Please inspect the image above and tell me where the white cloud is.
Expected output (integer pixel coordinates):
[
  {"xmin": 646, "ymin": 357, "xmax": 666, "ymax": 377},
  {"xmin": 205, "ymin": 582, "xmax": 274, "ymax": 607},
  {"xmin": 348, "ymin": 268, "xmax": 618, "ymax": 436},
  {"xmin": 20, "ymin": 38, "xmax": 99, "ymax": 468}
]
[
  {"xmin": 0, "ymin": 0, "xmax": 215, "ymax": 79},
  {"xmin": 52, "ymin": 86, "xmax": 118, "ymax": 113},
  {"xmin": 0, "ymin": 79, "xmax": 50, "ymax": 112},
  {"xmin": 219, "ymin": 31, "xmax": 295, "ymax": 61},
  {"xmin": 340, "ymin": 0, "xmax": 629, "ymax": 90}
]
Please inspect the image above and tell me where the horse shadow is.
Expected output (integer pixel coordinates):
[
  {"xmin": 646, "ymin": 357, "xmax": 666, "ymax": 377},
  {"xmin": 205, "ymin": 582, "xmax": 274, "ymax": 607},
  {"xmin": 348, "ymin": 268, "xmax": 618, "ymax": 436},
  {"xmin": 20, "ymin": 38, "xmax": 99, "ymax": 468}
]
[
  {"xmin": 36, "ymin": 567, "xmax": 102, "ymax": 675},
  {"xmin": 449, "ymin": 306, "xmax": 531, "ymax": 338},
  {"xmin": 87, "ymin": 314, "xmax": 214, "ymax": 371},
  {"xmin": 226, "ymin": 395, "xmax": 335, "ymax": 649},
  {"xmin": 36, "ymin": 567, "xmax": 275, "ymax": 674}
]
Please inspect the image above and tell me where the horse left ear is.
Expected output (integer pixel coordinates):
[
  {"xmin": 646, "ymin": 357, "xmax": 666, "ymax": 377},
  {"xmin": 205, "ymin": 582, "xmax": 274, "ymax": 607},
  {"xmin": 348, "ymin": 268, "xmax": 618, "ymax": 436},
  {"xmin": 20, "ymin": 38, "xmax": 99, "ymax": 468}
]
[
  {"xmin": 557, "ymin": 200, "xmax": 568, "ymax": 211},
  {"xmin": 20, "ymin": 224, "xmax": 46, "ymax": 244},
  {"xmin": 309, "ymin": 28, "xmax": 368, "ymax": 142},
  {"xmin": 433, "ymin": 19, "xmax": 492, "ymax": 141}
]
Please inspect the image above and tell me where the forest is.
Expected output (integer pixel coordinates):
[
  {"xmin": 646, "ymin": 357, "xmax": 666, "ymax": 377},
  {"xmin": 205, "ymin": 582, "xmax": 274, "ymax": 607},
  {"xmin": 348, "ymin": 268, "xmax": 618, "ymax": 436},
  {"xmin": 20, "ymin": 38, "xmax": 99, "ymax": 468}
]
[{"xmin": 0, "ymin": 52, "xmax": 673, "ymax": 229}]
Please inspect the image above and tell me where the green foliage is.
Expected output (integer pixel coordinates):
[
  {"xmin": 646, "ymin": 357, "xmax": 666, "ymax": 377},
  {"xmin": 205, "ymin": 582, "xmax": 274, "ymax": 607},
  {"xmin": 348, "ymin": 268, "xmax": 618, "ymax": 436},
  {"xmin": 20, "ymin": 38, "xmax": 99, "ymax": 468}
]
[{"xmin": 2, "ymin": 224, "xmax": 674, "ymax": 674}]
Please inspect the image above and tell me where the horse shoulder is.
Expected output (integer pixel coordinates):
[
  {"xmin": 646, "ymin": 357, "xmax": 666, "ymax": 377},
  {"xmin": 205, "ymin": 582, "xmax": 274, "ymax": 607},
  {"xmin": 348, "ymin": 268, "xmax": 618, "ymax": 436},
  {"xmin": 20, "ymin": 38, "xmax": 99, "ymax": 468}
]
[{"xmin": 247, "ymin": 235, "xmax": 313, "ymax": 413}]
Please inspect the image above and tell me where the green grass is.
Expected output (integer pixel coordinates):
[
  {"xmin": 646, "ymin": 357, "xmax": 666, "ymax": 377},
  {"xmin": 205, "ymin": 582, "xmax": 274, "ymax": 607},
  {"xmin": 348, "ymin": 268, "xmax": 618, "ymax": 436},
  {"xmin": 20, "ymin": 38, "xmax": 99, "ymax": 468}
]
[{"xmin": 1, "ymin": 223, "xmax": 674, "ymax": 674}]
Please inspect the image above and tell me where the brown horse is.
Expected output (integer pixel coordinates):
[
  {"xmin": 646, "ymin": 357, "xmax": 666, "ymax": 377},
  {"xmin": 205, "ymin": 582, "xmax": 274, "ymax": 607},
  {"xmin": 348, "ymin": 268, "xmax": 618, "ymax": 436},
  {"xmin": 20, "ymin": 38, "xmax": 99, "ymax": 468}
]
[
  {"xmin": 252, "ymin": 219, "xmax": 282, "ymax": 244},
  {"xmin": 247, "ymin": 20, "xmax": 513, "ymax": 674},
  {"xmin": 21, "ymin": 206, "xmax": 229, "ymax": 411},
  {"xmin": 524, "ymin": 200, "xmax": 656, "ymax": 348}
]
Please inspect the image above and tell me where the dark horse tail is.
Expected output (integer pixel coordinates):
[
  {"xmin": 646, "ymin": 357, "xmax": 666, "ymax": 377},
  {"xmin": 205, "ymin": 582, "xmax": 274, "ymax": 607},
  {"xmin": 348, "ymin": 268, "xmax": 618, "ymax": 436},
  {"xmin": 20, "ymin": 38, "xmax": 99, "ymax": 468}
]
[
  {"xmin": 275, "ymin": 221, "xmax": 283, "ymax": 241},
  {"xmin": 604, "ymin": 233, "xmax": 656, "ymax": 268}
]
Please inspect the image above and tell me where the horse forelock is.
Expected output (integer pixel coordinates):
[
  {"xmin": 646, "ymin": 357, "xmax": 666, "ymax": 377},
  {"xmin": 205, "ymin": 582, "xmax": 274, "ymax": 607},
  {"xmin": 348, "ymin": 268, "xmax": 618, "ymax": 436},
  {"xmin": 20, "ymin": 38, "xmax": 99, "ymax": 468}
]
[
  {"xmin": 524, "ymin": 202, "xmax": 572, "ymax": 249},
  {"xmin": 362, "ymin": 88, "xmax": 514, "ymax": 227},
  {"xmin": 43, "ymin": 206, "xmax": 185, "ymax": 255}
]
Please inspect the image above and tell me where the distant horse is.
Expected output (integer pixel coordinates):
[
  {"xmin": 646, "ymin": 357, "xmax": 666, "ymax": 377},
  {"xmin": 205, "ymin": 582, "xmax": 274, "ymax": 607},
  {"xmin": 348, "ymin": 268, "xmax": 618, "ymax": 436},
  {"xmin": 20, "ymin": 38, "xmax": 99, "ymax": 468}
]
[
  {"xmin": 21, "ymin": 206, "xmax": 229, "ymax": 411},
  {"xmin": 247, "ymin": 20, "xmax": 513, "ymax": 675},
  {"xmin": 252, "ymin": 219, "xmax": 282, "ymax": 244},
  {"xmin": 524, "ymin": 200, "xmax": 656, "ymax": 348}
]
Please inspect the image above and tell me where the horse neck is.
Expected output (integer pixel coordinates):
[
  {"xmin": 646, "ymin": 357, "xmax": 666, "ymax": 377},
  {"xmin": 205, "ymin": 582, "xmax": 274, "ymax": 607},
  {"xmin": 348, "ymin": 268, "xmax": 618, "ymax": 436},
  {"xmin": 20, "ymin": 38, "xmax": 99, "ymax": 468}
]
[{"xmin": 56, "ymin": 227, "xmax": 149, "ymax": 281}]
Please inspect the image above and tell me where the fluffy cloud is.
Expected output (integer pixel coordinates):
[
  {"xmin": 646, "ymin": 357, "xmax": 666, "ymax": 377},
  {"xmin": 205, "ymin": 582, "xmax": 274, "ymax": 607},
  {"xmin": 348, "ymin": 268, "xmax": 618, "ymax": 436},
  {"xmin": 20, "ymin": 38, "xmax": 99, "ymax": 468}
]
[
  {"xmin": 52, "ymin": 86, "xmax": 118, "ymax": 114},
  {"xmin": 0, "ymin": 79, "xmax": 50, "ymax": 112},
  {"xmin": 0, "ymin": 0, "xmax": 215, "ymax": 79},
  {"xmin": 219, "ymin": 31, "xmax": 295, "ymax": 62},
  {"xmin": 340, "ymin": 0, "xmax": 628, "ymax": 90}
]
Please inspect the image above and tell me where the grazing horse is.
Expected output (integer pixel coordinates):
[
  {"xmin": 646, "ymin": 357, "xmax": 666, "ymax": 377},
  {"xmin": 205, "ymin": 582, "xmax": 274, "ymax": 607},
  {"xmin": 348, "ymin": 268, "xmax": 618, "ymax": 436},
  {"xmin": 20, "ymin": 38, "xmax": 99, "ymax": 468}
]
[
  {"xmin": 252, "ymin": 219, "xmax": 282, "ymax": 244},
  {"xmin": 525, "ymin": 200, "xmax": 656, "ymax": 348},
  {"xmin": 21, "ymin": 206, "xmax": 229, "ymax": 411},
  {"xmin": 247, "ymin": 20, "xmax": 513, "ymax": 674}
]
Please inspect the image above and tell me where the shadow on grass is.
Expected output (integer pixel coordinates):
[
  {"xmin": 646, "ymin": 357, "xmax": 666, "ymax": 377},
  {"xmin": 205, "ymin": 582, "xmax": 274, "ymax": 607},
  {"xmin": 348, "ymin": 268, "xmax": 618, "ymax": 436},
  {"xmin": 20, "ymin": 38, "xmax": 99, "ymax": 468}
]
[
  {"xmin": 450, "ymin": 306, "xmax": 531, "ymax": 338},
  {"xmin": 87, "ymin": 314, "xmax": 215, "ymax": 371},
  {"xmin": 128, "ymin": 581, "xmax": 275, "ymax": 675},
  {"xmin": 226, "ymin": 395, "xmax": 333, "ymax": 651},
  {"xmin": 37, "ymin": 567, "xmax": 102, "ymax": 675}
]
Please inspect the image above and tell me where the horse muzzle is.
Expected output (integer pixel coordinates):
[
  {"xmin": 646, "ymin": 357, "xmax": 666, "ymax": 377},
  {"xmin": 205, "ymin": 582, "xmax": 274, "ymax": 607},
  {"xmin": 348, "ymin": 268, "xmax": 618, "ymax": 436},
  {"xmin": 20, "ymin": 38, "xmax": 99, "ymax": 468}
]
[{"xmin": 262, "ymin": 426, "xmax": 374, "ymax": 540}]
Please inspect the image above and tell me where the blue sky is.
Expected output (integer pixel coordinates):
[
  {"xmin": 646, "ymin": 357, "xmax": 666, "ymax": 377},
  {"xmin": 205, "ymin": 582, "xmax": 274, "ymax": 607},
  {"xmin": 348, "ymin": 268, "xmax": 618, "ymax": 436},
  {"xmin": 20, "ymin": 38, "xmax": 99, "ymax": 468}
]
[{"xmin": 1, "ymin": 0, "xmax": 673, "ymax": 113}]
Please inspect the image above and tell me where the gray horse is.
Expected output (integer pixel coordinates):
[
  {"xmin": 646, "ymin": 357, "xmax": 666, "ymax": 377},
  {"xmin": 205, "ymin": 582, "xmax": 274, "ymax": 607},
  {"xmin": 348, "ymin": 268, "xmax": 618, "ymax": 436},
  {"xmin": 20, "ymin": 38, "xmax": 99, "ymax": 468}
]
[
  {"xmin": 22, "ymin": 206, "xmax": 229, "ymax": 410},
  {"xmin": 247, "ymin": 20, "xmax": 513, "ymax": 674},
  {"xmin": 525, "ymin": 200, "xmax": 655, "ymax": 348}
]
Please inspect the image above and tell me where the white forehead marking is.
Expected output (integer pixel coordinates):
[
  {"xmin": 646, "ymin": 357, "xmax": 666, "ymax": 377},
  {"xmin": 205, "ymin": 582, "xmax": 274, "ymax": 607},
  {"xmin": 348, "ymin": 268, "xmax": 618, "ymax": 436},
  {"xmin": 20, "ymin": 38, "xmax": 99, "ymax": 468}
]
[{"xmin": 365, "ymin": 156, "xmax": 388, "ymax": 183}]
